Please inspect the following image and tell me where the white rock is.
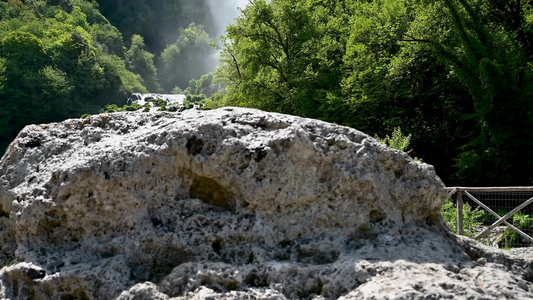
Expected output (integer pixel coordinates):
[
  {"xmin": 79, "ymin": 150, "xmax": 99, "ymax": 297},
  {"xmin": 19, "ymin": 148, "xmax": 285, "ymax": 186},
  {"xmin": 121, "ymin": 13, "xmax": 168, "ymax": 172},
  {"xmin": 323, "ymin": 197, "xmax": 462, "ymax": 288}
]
[{"xmin": 0, "ymin": 107, "xmax": 531, "ymax": 299}]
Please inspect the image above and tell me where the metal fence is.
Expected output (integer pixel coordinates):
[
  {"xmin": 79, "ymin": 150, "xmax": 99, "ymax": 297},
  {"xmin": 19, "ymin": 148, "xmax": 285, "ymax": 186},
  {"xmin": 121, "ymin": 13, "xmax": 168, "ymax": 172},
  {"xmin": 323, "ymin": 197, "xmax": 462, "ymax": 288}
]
[{"xmin": 445, "ymin": 187, "xmax": 533, "ymax": 248}]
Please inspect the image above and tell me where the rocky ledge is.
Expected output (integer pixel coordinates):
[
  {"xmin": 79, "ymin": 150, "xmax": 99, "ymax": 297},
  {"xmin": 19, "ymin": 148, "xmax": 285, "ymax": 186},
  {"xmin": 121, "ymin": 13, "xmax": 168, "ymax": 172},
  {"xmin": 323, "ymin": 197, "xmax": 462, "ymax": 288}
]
[{"xmin": 0, "ymin": 108, "xmax": 532, "ymax": 299}]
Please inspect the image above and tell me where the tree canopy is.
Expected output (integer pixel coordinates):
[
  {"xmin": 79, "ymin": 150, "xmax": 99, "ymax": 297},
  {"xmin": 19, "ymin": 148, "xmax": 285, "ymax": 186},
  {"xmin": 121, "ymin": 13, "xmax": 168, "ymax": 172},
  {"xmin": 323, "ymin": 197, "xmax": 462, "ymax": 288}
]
[
  {"xmin": 1, "ymin": 0, "xmax": 533, "ymax": 186},
  {"xmin": 0, "ymin": 0, "xmax": 224, "ymax": 154},
  {"xmin": 157, "ymin": 23, "xmax": 216, "ymax": 92},
  {"xmin": 215, "ymin": 0, "xmax": 533, "ymax": 185},
  {"xmin": 0, "ymin": 0, "xmax": 146, "ymax": 153}
]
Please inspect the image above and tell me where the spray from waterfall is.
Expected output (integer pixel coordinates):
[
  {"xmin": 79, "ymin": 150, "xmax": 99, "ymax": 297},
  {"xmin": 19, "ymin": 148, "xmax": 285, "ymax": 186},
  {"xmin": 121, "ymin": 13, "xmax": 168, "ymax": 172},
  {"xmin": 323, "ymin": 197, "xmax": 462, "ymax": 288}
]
[
  {"xmin": 206, "ymin": 0, "xmax": 248, "ymax": 41},
  {"xmin": 202, "ymin": 0, "xmax": 248, "ymax": 76}
]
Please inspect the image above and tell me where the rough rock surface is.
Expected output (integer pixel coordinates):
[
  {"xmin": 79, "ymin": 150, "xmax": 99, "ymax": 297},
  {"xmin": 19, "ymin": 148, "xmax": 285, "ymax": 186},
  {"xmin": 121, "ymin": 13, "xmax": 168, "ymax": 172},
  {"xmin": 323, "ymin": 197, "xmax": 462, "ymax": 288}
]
[{"xmin": 0, "ymin": 107, "xmax": 532, "ymax": 299}]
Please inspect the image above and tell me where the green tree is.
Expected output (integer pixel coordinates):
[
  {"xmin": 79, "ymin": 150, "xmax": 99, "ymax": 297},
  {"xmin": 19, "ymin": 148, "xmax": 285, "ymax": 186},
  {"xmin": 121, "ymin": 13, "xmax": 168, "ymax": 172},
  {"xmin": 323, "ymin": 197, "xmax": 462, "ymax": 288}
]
[
  {"xmin": 0, "ymin": 0, "xmax": 147, "ymax": 155},
  {"xmin": 95, "ymin": 0, "xmax": 214, "ymax": 54},
  {"xmin": 216, "ymin": 0, "xmax": 349, "ymax": 118},
  {"xmin": 0, "ymin": 31, "xmax": 48, "ymax": 70},
  {"xmin": 183, "ymin": 73, "xmax": 222, "ymax": 97},
  {"xmin": 438, "ymin": 0, "xmax": 533, "ymax": 185},
  {"xmin": 215, "ymin": 0, "xmax": 533, "ymax": 186},
  {"xmin": 90, "ymin": 22, "xmax": 125, "ymax": 56},
  {"xmin": 157, "ymin": 23, "xmax": 216, "ymax": 91},
  {"xmin": 0, "ymin": 31, "xmax": 52, "ymax": 140},
  {"xmin": 126, "ymin": 34, "xmax": 160, "ymax": 92},
  {"xmin": 0, "ymin": 58, "xmax": 9, "ymax": 153},
  {"xmin": 338, "ymin": 0, "xmax": 474, "ymax": 181},
  {"xmin": 373, "ymin": 0, "xmax": 533, "ymax": 185}
]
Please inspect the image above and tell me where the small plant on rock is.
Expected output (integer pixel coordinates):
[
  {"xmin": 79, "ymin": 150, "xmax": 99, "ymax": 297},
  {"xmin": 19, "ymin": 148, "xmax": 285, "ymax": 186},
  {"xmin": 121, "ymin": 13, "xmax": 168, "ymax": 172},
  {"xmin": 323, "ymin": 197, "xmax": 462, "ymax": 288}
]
[
  {"xmin": 376, "ymin": 127, "xmax": 412, "ymax": 152},
  {"xmin": 376, "ymin": 127, "xmax": 420, "ymax": 160},
  {"xmin": 123, "ymin": 103, "xmax": 142, "ymax": 111},
  {"xmin": 183, "ymin": 99, "xmax": 194, "ymax": 110}
]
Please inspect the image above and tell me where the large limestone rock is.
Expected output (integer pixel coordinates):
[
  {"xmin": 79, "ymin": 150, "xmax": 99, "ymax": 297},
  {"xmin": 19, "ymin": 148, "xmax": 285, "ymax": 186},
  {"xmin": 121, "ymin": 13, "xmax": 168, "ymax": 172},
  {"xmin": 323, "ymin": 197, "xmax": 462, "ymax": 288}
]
[{"xmin": 0, "ymin": 107, "xmax": 532, "ymax": 299}]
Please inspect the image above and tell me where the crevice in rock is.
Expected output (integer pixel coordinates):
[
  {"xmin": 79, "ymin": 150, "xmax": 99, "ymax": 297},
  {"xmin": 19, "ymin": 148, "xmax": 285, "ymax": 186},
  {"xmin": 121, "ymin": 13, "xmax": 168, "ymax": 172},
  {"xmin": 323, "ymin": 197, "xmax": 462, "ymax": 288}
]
[
  {"xmin": 150, "ymin": 217, "xmax": 162, "ymax": 227},
  {"xmin": 233, "ymin": 117, "xmax": 290, "ymax": 130},
  {"xmin": 369, "ymin": 209, "xmax": 386, "ymax": 223},
  {"xmin": 296, "ymin": 246, "xmax": 340, "ymax": 265},
  {"xmin": 186, "ymin": 136, "xmax": 204, "ymax": 155},
  {"xmin": 212, "ymin": 239, "xmax": 222, "ymax": 256},
  {"xmin": 21, "ymin": 136, "xmax": 41, "ymax": 148},
  {"xmin": 252, "ymin": 147, "xmax": 267, "ymax": 163},
  {"xmin": 38, "ymin": 209, "xmax": 66, "ymax": 235},
  {"xmin": 522, "ymin": 267, "xmax": 533, "ymax": 283},
  {"xmin": 0, "ymin": 204, "xmax": 8, "ymax": 218},
  {"xmin": 60, "ymin": 289, "xmax": 90, "ymax": 300},
  {"xmin": 189, "ymin": 176, "xmax": 234, "ymax": 212},
  {"xmin": 280, "ymin": 240, "xmax": 293, "ymax": 248},
  {"xmin": 129, "ymin": 242, "xmax": 193, "ymax": 283},
  {"xmin": 244, "ymin": 272, "xmax": 268, "ymax": 288},
  {"xmin": 309, "ymin": 279, "xmax": 324, "ymax": 297}
]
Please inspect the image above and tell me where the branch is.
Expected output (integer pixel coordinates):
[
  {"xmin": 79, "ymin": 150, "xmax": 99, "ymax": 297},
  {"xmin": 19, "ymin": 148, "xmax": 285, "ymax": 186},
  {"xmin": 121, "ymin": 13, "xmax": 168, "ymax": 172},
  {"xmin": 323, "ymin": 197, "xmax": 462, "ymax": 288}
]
[
  {"xmin": 264, "ymin": 19, "xmax": 290, "ymax": 60},
  {"xmin": 394, "ymin": 33, "xmax": 432, "ymax": 43},
  {"xmin": 395, "ymin": 38, "xmax": 432, "ymax": 43},
  {"xmin": 229, "ymin": 51, "xmax": 241, "ymax": 80}
]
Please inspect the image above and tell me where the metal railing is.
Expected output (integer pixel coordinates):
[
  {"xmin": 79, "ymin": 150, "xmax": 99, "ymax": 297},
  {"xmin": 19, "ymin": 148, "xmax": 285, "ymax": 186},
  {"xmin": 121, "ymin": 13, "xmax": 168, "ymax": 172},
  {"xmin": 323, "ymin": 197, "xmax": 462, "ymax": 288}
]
[{"xmin": 445, "ymin": 187, "xmax": 533, "ymax": 248}]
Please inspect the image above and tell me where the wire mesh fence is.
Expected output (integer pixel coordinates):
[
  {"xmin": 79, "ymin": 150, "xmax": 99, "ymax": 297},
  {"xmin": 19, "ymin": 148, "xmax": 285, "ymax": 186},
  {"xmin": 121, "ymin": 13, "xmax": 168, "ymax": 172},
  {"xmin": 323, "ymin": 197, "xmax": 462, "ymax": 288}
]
[{"xmin": 446, "ymin": 187, "xmax": 533, "ymax": 249}]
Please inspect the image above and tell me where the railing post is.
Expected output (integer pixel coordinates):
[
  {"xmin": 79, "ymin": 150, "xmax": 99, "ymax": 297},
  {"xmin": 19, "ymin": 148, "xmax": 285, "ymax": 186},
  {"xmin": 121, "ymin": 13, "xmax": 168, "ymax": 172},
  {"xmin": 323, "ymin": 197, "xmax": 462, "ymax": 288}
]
[{"xmin": 457, "ymin": 190, "xmax": 464, "ymax": 235}]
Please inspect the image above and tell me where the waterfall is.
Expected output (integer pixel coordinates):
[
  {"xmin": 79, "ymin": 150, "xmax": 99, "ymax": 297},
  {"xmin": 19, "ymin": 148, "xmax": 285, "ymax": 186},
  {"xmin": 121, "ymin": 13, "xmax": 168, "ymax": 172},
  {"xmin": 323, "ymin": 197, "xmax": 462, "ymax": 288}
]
[{"xmin": 128, "ymin": 93, "xmax": 186, "ymax": 106}]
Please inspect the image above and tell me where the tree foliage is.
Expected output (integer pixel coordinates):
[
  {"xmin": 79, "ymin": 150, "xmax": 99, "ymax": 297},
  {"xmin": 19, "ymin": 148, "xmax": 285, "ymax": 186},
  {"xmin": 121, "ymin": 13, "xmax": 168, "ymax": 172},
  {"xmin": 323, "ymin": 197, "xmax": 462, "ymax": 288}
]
[
  {"xmin": 126, "ymin": 34, "xmax": 160, "ymax": 92},
  {"xmin": 441, "ymin": 198, "xmax": 484, "ymax": 238},
  {"xmin": 217, "ymin": 0, "xmax": 350, "ymax": 119},
  {"xmin": 157, "ymin": 23, "xmax": 216, "ymax": 92},
  {"xmin": 215, "ymin": 0, "xmax": 533, "ymax": 186},
  {"xmin": 0, "ymin": 0, "xmax": 146, "ymax": 154},
  {"xmin": 95, "ymin": 0, "xmax": 213, "ymax": 55},
  {"xmin": 2, "ymin": 0, "xmax": 533, "ymax": 187},
  {"xmin": 0, "ymin": 0, "xmax": 229, "ymax": 156},
  {"xmin": 437, "ymin": 0, "xmax": 533, "ymax": 185}
]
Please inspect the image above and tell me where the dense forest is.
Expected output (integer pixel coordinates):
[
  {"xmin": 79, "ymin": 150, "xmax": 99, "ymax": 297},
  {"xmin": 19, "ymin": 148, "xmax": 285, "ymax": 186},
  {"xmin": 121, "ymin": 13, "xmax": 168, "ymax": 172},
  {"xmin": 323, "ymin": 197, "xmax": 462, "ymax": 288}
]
[
  {"xmin": 1, "ymin": 0, "xmax": 533, "ymax": 187},
  {"xmin": 0, "ymin": 0, "xmax": 227, "ymax": 155}
]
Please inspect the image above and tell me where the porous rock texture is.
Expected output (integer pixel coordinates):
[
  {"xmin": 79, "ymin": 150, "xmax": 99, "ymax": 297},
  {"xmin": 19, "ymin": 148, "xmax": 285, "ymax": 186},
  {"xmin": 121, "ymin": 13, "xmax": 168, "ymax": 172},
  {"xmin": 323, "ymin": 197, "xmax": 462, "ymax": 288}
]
[{"xmin": 0, "ymin": 107, "xmax": 532, "ymax": 299}]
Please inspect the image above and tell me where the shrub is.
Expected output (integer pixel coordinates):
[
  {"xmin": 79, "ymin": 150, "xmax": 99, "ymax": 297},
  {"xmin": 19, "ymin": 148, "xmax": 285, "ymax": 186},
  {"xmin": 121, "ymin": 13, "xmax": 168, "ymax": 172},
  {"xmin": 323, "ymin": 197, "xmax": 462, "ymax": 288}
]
[
  {"xmin": 103, "ymin": 104, "xmax": 119, "ymax": 113},
  {"xmin": 182, "ymin": 99, "xmax": 194, "ymax": 110},
  {"xmin": 185, "ymin": 93, "xmax": 206, "ymax": 103},
  {"xmin": 123, "ymin": 103, "xmax": 142, "ymax": 111},
  {"xmin": 501, "ymin": 212, "xmax": 533, "ymax": 248},
  {"xmin": 145, "ymin": 98, "xmax": 167, "ymax": 107},
  {"xmin": 376, "ymin": 127, "xmax": 420, "ymax": 160},
  {"xmin": 441, "ymin": 198, "xmax": 484, "ymax": 237},
  {"xmin": 376, "ymin": 127, "xmax": 411, "ymax": 152}
]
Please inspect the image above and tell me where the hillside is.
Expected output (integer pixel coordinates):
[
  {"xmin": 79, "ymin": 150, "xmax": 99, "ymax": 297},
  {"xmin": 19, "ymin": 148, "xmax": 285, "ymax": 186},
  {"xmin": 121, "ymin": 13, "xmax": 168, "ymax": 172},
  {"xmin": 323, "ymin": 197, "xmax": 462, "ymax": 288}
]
[{"xmin": 1, "ymin": 0, "xmax": 533, "ymax": 186}]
